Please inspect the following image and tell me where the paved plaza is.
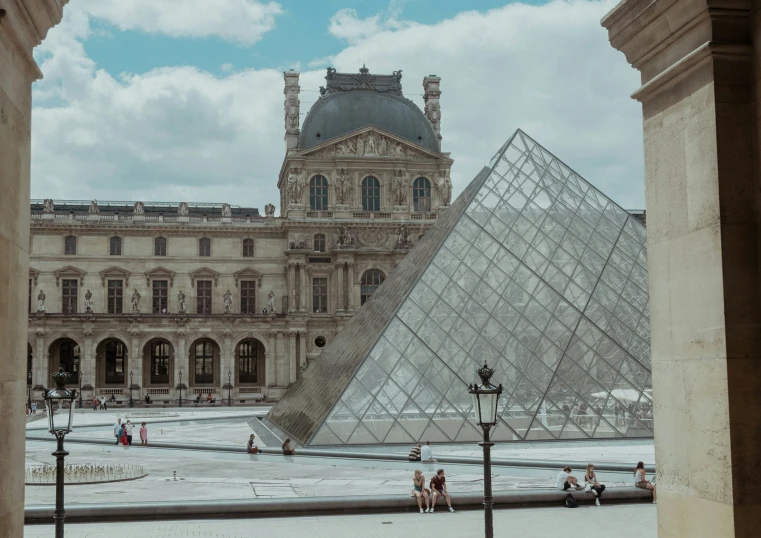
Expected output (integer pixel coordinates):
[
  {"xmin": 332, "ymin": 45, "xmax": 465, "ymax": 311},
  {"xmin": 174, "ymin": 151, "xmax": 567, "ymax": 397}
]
[{"xmin": 24, "ymin": 504, "xmax": 656, "ymax": 537}]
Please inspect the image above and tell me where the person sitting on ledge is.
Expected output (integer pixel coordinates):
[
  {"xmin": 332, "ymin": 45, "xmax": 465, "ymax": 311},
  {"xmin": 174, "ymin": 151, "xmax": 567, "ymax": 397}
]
[
  {"xmin": 144, "ymin": 394, "xmax": 152, "ymax": 405},
  {"xmin": 556, "ymin": 466, "xmax": 582, "ymax": 491},
  {"xmin": 408, "ymin": 443, "xmax": 422, "ymax": 462},
  {"xmin": 282, "ymin": 438, "xmax": 296, "ymax": 455},
  {"xmin": 247, "ymin": 434, "xmax": 259, "ymax": 454},
  {"xmin": 207, "ymin": 392, "xmax": 213, "ymax": 404},
  {"xmin": 634, "ymin": 461, "xmax": 656, "ymax": 504}
]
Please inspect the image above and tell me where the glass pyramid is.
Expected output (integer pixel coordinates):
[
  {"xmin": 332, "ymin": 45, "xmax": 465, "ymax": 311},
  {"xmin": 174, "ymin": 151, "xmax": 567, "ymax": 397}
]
[{"xmin": 270, "ymin": 129, "xmax": 652, "ymax": 445}]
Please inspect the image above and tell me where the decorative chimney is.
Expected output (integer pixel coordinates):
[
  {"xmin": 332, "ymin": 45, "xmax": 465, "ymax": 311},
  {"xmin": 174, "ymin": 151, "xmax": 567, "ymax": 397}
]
[
  {"xmin": 423, "ymin": 75, "xmax": 442, "ymax": 145},
  {"xmin": 284, "ymin": 70, "xmax": 300, "ymax": 151}
]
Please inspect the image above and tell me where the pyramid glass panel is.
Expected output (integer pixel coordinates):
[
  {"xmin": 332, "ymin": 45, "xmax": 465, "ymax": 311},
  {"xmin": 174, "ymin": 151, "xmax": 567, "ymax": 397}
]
[{"xmin": 267, "ymin": 129, "xmax": 652, "ymax": 446}]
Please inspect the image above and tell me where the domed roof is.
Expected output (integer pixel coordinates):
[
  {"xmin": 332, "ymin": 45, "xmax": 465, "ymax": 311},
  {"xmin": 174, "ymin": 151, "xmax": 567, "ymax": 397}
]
[{"xmin": 298, "ymin": 67, "xmax": 439, "ymax": 153}]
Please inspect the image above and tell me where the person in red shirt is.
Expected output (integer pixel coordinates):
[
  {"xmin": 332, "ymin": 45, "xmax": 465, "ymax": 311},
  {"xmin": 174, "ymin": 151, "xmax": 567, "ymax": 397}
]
[{"xmin": 429, "ymin": 469, "xmax": 454, "ymax": 513}]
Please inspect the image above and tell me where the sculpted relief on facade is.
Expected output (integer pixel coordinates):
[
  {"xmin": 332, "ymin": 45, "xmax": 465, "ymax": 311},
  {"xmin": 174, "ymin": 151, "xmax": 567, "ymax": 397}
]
[{"xmin": 310, "ymin": 130, "xmax": 423, "ymax": 159}]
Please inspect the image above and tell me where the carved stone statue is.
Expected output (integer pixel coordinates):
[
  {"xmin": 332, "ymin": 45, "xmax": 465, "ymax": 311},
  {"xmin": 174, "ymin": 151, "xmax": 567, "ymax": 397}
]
[
  {"xmin": 267, "ymin": 290, "xmax": 276, "ymax": 312},
  {"xmin": 177, "ymin": 290, "xmax": 186, "ymax": 313},
  {"xmin": 221, "ymin": 203, "xmax": 232, "ymax": 217},
  {"xmin": 37, "ymin": 290, "xmax": 46, "ymax": 312},
  {"xmin": 436, "ymin": 170, "xmax": 452, "ymax": 206},
  {"xmin": 334, "ymin": 169, "xmax": 353, "ymax": 206},
  {"xmin": 88, "ymin": 200, "xmax": 99, "ymax": 214},
  {"xmin": 42, "ymin": 199, "xmax": 55, "ymax": 213},
  {"xmin": 264, "ymin": 203, "xmax": 276, "ymax": 216},
  {"xmin": 84, "ymin": 290, "xmax": 93, "ymax": 312},
  {"xmin": 133, "ymin": 201, "xmax": 145, "ymax": 214},
  {"xmin": 287, "ymin": 169, "xmax": 305, "ymax": 206},
  {"xmin": 223, "ymin": 290, "xmax": 233, "ymax": 313},
  {"xmin": 392, "ymin": 170, "xmax": 408, "ymax": 207},
  {"xmin": 178, "ymin": 202, "xmax": 189, "ymax": 215},
  {"xmin": 131, "ymin": 289, "xmax": 141, "ymax": 312},
  {"xmin": 378, "ymin": 135, "xmax": 387, "ymax": 156},
  {"xmin": 364, "ymin": 132, "xmax": 377, "ymax": 155},
  {"xmin": 336, "ymin": 138, "xmax": 356, "ymax": 155},
  {"xmin": 396, "ymin": 224, "xmax": 412, "ymax": 249},
  {"xmin": 285, "ymin": 96, "xmax": 299, "ymax": 130},
  {"xmin": 338, "ymin": 226, "xmax": 354, "ymax": 246}
]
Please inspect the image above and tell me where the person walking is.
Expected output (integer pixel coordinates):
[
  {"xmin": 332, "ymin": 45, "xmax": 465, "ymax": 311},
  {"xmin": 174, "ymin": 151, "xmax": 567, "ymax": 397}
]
[
  {"xmin": 412, "ymin": 470, "xmax": 430, "ymax": 514},
  {"xmin": 113, "ymin": 418, "xmax": 122, "ymax": 445},
  {"xmin": 421, "ymin": 441, "xmax": 437, "ymax": 463},
  {"xmin": 556, "ymin": 466, "xmax": 582, "ymax": 491},
  {"xmin": 247, "ymin": 434, "xmax": 259, "ymax": 454},
  {"xmin": 101, "ymin": 397, "xmax": 107, "ymax": 411},
  {"xmin": 408, "ymin": 443, "xmax": 422, "ymax": 461},
  {"xmin": 584, "ymin": 463, "xmax": 606, "ymax": 506},
  {"xmin": 125, "ymin": 420, "xmax": 134, "ymax": 445},
  {"xmin": 31, "ymin": 401, "xmax": 37, "ymax": 414},
  {"xmin": 429, "ymin": 469, "xmax": 455, "ymax": 512},
  {"xmin": 139, "ymin": 422, "xmax": 148, "ymax": 446},
  {"xmin": 119, "ymin": 426, "xmax": 129, "ymax": 446},
  {"xmin": 634, "ymin": 461, "xmax": 656, "ymax": 503}
]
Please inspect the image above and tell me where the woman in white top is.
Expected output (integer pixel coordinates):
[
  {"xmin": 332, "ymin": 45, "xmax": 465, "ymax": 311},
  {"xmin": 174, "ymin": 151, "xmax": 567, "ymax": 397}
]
[{"xmin": 634, "ymin": 461, "xmax": 656, "ymax": 503}]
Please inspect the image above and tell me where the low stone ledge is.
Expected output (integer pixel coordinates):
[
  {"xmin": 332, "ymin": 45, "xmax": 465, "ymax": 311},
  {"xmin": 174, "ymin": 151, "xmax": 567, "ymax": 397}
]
[{"xmin": 25, "ymin": 489, "xmax": 654, "ymax": 523}]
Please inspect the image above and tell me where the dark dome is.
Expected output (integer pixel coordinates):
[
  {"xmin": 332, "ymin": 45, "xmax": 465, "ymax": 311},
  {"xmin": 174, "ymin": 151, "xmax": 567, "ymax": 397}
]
[{"xmin": 299, "ymin": 91, "xmax": 439, "ymax": 153}]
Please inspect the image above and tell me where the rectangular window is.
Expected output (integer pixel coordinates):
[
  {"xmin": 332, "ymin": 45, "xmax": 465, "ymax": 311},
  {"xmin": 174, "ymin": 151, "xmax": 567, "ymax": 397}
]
[
  {"xmin": 107, "ymin": 280, "xmax": 124, "ymax": 314},
  {"xmin": 152, "ymin": 280, "xmax": 168, "ymax": 313},
  {"xmin": 197, "ymin": 280, "xmax": 212, "ymax": 314},
  {"xmin": 312, "ymin": 277, "xmax": 328, "ymax": 313},
  {"xmin": 62, "ymin": 279, "xmax": 78, "ymax": 313},
  {"xmin": 199, "ymin": 238, "xmax": 211, "ymax": 257},
  {"xmin": 110, "ymin": 237, "xmax": 122, "ymax": 255},
  {"xmin": 243, "ymin": 239, "xmax": 254, "ymax": 257},
  {"xmin": 240, "ymin": 281, "xmax": 256, "ymax": 314},
  {"xmin": 64, "ymin": 236, "xmax": 77, "ymax": 255}
]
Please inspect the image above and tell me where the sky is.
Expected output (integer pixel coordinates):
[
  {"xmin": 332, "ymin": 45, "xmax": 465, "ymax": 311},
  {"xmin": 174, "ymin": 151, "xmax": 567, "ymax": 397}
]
[{"xmin": 31, "ymin": 0, "xmax": 645, "ymax": 212}]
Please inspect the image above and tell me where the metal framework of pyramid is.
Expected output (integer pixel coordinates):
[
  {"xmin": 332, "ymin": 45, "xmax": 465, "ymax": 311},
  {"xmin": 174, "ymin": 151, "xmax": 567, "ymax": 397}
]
[{"xmin": 267, "ymin": 129, "xmax": 652, "ymax": 445}]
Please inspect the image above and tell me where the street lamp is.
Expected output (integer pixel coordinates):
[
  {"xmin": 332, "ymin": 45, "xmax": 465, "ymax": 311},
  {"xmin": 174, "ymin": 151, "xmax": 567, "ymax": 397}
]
[
  {"xmin": 178, "ymin": 370, "xmax": 183, "ymax": 408},
  {"xmin": 129, "ymin": 371, "xmax": 134, "ymax": 407},
  {"xmin": 468, "ymin": 362, "xmax": 503, "ymax": 538},
  {"xmin": 44, "ymin": 367, "xmax": 78, "ymax": 538},
  {"xmin": 227, "ymin": 369, "xmax": 232, "ymax": 407}
]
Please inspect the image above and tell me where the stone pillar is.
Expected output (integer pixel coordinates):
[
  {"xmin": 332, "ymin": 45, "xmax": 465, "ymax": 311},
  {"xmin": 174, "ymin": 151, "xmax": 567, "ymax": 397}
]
[
  {"xmin": 176, "ymin": 334, "xmax": 186, "ymax": 401},
  {"xmin": 288, "ymin": 332, "xmax": 297, "ymax": 384},
  {"xmin": 346, "ymin": 263, "xmax": 356, "ymax": 312},
  {"xmin": 223, "ymin": 331, "xmax": 233, "ymax": 393},
  {"xmin": 299, "ymin": 263, "xmax": 307, "ymax": 313},
  {"xmin": 0, "ymin": 2, "xmax": 67, "ymax": 535},
  {"xmin": 298, "ymin": 332, "xmax": 306, "ymax": 376},
  {"xmin": 335, "ymin": 262, "xmax": 344, "ymax": 312},
  {"xmin": 83, "ymin": 334, "xmax": 95, "ymax": 391},
  {"xmin": 130, "ymin": 335, "xmax": 141, "ymax": 399},
  {"xmin": 283, "ymin": 70, "xmax": 300, "ymax": 151},
  {"xmin": 423, "ymin": 74, "xmax": 442, "ymax": 144},
  {"xmin": 33, "ymin": 332, "xmax": 46, "ymax": 389},
  {"xmin": 267, "ymin": 332, "xmax": 277, "ymax": 389},
  {"xmin": 288, "ymin": 263, "xmax": 296, "ymax": 313},
  {"xmin": 602, "ymin": 3, "xmax": 758, "ymax": 537}
]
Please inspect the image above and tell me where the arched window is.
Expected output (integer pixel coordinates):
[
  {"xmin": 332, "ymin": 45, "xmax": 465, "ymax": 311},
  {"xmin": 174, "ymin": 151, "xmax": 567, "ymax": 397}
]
[
  {"xmin": 110, "ymin": 236, "xmax": 122, "ymax": 255},
  {"xmin": 242, "ymin": 238, "xmax": 254, "ymax": 257},
  {"xmin": 194, "ymin": 340, "xmax": 214, "ymax": 384},
  {"xmin": 362, "ymin": 176, "xmax": 380, "ymax": 212},
  {"xmin": 314, "ymin": 234, "xmax": 326, "ymax": 253},
  {"xmin": 64, "ymin": 235, "xmax": 77, "ymax": 255},
  {"xmin": 237, "ymin": 340, "xmax": 263, "ymax": 384},
  {"xmin": 413, "ymin": 177, "xmax": 431, "ymax": 212},
  {"xmin": 150, "ymin": 341, "xmax": 170, "ymax": 384},
  {"xmin": 310, "ymin": 175, "xmax": 328, "ymax": 210},
  {"xmin": 361, "ymin": 269, "xmax": 385, "ymax": 306},
  {"xmin": 199, "ymin": 237, "xmax": 211, "ymax": 257},
  {"xmin": 104, "ymin": 340, "xmax": 126, "ymax": 384},
  {"xmin": 154, "ymin": 237, "xmax": 167, "ymax": 256}
]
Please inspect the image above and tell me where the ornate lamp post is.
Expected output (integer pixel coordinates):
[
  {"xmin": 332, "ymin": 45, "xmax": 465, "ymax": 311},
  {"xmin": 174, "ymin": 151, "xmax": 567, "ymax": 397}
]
[
  {"xmin": 77, "ymin": 367, "xmax": 83, "ymax": 409},
  {"xmin": 468, "ymin": 362, "xmax": 503, "ymax": 538},
  {"xmin": 178, "ymin": 370, "xmax": 183, "ymax": 408},
  {"xmin": 44, "ymin": 367, "xmax": 78, "ymax": 538},
  {"xmin": 227, "ymin": 369, "xmax": 232, "ymax": 407}
]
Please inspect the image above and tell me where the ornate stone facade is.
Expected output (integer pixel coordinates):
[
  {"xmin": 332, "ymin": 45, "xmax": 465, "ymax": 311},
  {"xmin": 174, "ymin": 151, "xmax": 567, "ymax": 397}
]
[{"xmin": 27, "ymin": 67, "xmax": 451, "ymax": 406}]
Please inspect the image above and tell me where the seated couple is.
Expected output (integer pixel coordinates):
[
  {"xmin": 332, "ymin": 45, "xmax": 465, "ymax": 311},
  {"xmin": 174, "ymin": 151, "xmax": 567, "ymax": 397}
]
[{"xmin": 412, "ymin": 469, "xmax": 454, "ymax": 514}]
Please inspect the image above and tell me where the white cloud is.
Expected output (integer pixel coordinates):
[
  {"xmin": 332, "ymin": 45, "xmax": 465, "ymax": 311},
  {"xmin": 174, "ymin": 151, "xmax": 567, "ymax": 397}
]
[
  {"xmin": 77, "ymin": 0, "xmax": 283, "ymax": 46},
  {"xmin": 31, "ymin": 0, "xmax": 646, "ymax": 215},
  {"xmin": 328, "ymin": 8, "xmax": 412, "ymax": 45}
]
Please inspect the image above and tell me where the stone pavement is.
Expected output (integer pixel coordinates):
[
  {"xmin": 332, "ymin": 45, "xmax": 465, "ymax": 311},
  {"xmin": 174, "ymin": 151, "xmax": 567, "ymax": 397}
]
[{"xmin": 24, "ymin": 504, "xmax": 656, "ymax": 537}]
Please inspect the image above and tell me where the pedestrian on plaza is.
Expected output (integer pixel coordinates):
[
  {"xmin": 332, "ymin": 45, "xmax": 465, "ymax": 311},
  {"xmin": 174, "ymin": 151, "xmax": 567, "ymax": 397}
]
[
  {"xmin": 421, "ymin": 441, "xmax": 437, "ymax": 463},
  {"xmin": 408, "ymin": 443, "xmax": 422, "ymax": 461},
  {"xmin": 556, "ymin": 466, "xmax": 581, "ymax": 491},
  {"xmin": 140, "ymin": 422, "xmax": 148, "ymax": 446},
  {"xmin": 125, "ymin": 420, "xmax": 134, "ymax": 445},
  {"xmin": 196, "ymin": 394, "xmax": 202, "ymax": 405},
  {"xmin": 120, "ymin": 426, "xmax": 129, "ymax": 446},
  {"xmin": 114, "ymin": 418, "xmax": 122, "ymax": 445},
  {"xmin": 429, "ymin": 469, "xmax": 455, "ymax": 513},
  {"xmin": 247, "ymin": 434, "xmax": 259, "ymax": 454},
  {"xmin": 282, "ymin": 438, "xmax": 295, "ymax": 455},
  {"xmin": 91, "ymin": 398, "xmax": 98, "ymax": 411},
  {"xmin": 101, "ymin": 397, "xmax": 108, "ymax": 411},
  {"xmin": 110, "ymin": 394, "xmax": 116, "ymax": 404},
  {"xmin": 145, "ymin": 394, "xmax": 152, "ymax": 405},
  {"xmin": 584, "ymin": 463, "xmax": 605, "ymax": 506},
  {"xmin": 634, "ymin": 461, "xmax": 656, "ymax": 504},
  {"xmin": 31, "ymin": 401, "xmax": 37, "ymax": 414},
  {"xmin": 412, "ymin": 470, "xmax": 431, "ymax": 514}
]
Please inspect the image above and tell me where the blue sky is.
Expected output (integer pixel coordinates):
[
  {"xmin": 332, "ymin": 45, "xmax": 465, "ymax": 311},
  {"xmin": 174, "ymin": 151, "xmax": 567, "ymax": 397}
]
[{"xmin": 31, "ymin": 0, "xmax": 644, "ymax": 210}]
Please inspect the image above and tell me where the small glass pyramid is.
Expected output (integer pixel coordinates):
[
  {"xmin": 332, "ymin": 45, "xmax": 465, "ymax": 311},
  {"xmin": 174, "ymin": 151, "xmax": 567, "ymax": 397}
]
[{"xmin": 275, "ymin": 129, "xmax": 652, "ymax": 445}]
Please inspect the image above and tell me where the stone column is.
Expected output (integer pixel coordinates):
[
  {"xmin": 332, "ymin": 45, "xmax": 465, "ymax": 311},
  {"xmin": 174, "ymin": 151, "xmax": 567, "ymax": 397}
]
[
  {"xmin": 276, "ymin": 331, "xmax": 287, "ymax": 386},
  {"xmin": 423, "ymin": 74, "xmax": 442, "ymax": 143},
  {"xmin": 223, "ymin": 331, "xmax": 233, "ymax": 394},
  {"xmin": 298, "ymin": 332, "xmax": 306, "ymax": 376},
  {"xmin": 176, "ymin": 334, "xmax": 186, "ymax": 402},
  {"xmin": 346, "ymin": 263, "xmax": 356, "ymax": 311},
  {"xmin": 0, "ymin": 2, "xmax": 67, "ymax": 535},
  {"xmin": 299, "ymin": 263, "xmax": 307, "ymax": 312},
  {"xmin": 33, "ymin": 332, "xmax": 46, "ymax": 389},
  {"xmin": 603, "ymin": 3, "xmax": 758, "ymax": 537},
  {"xmin": 288, "ymin": 332, "xmax": 297, "ymax": 384},
  {"xmin": 335, "ymin": 262, "xmax": 344, "ymax": 312},
  {"xmin": 288, "ymin": 263, "xmax": 296, "ymax": 312},
  {"xmin": 83, "ymin": 334, "xmax": 95, "ymax": 392},
  {"xmin": 283, "ymin": 70, "xmax": 300, "ymax": 151},
  {"xmin": 267, "ymin": 332, "xmax": 277, "ymax": 389},
  {"xmin": 130, "ymin": 335, "xmax": 141, "ymax": 400}
]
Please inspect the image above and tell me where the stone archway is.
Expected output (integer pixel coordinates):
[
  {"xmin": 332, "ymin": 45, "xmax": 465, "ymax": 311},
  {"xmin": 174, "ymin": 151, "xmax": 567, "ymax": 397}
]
[
  {"xmin": 47, "ymin": 337, "xmax": 81, "ymax": 386},
  {"xmin": 234, "ymin": 337, "xmax": 266, "ymax": 387},
  {"xmin": 94, "ymin": 337, "xmax": 129, "ymax": 390}
]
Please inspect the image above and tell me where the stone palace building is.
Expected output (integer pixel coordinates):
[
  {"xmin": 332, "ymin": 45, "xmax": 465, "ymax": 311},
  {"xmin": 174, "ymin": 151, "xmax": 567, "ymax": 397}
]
[{"xmin": 27, "ymin": 67, "xmax": 454, "ymax": 405}]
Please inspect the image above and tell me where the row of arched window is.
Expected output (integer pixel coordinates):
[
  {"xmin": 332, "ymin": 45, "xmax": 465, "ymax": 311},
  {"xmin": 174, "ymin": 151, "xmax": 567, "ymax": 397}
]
[
  {"xmin": 308, "ymin": 175, "xmax": 432, "ymax": 212},
  {"xmin": 65, "ymin": 236, "xmax": 256, "ymax": 257}
]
